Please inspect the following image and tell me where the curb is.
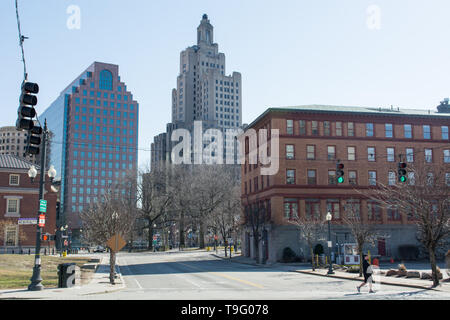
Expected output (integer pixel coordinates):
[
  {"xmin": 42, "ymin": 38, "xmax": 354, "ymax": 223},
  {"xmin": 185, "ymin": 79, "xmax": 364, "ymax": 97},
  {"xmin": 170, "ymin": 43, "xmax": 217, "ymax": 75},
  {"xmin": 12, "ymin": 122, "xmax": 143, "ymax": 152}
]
[
  {"xmin": 211, "ymin": 253, "xmax": 277, "ymax": 268},
  {"xmin": 292, "ymin": 269, "xmax": 446, "ymax": 291}
]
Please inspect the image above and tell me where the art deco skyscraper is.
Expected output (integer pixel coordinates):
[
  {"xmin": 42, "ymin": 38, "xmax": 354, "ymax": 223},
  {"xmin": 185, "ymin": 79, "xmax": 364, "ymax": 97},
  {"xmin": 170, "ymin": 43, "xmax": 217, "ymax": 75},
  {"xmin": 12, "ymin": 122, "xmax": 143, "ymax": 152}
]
[{"xmin": 171, "ymin": 14, "xmax": 242, "ymax": 131}]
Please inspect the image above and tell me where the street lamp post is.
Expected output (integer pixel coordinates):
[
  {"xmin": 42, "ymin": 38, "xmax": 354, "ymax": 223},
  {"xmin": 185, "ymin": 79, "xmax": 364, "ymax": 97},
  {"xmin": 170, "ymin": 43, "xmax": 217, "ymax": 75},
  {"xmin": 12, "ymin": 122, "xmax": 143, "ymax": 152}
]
[
  {"xmin": 28, "ymin": 120, "xmax": 50, "ymax": 291},
  {"xmin": 326, "ymin": 212, "xmax": 334, "ymax": 275}
]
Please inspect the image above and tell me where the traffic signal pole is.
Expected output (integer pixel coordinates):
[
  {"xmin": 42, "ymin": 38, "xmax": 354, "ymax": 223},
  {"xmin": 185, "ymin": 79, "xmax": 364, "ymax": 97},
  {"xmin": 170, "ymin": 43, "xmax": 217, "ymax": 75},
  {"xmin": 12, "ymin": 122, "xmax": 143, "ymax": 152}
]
[{"xmin": 28, "ymin": 120, "xmax": 47, "ymax": 291}]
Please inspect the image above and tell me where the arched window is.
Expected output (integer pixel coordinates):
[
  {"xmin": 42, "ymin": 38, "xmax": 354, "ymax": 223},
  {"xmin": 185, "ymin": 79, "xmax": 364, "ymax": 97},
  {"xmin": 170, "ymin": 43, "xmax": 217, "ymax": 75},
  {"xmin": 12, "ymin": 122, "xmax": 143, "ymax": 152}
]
[{"xmin": 99, "ymin": 69, "xmax": 113, "ymax": 90}]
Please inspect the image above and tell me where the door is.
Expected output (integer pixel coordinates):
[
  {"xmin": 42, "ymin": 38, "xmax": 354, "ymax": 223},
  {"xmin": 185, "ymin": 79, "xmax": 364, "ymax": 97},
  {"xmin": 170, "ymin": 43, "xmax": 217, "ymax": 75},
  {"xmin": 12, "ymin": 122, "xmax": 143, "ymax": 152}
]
[{"xmin": 378, "ymin": 238, "xmax": 386, "ymax": 256}]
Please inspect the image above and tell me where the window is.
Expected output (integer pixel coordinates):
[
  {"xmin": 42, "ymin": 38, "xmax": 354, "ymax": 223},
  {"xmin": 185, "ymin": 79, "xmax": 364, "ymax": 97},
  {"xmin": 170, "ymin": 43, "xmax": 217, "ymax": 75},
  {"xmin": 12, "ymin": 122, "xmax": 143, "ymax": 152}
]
[
  {"xmin": 284, "ymin": 198, "xmax": 298, "ymax": 219},
  {"xmin": 349, "ymin": 170, "xmax": 357, "ymax": 185},
  {"xmin": 307, "ymin": 170, "xmax": 316, "ymax": 185},
  {"xmin": 286, "ymin": 145, "xmax": 295, "ymax": 159},
  {"xmin": 5, "ymin": 225, "xmax": 17, "ymax": 246},
  {"xmin": 404, "ymin": 124, "xmax": 412, "ymax": 138},
  {"xmin": 286, "ymin": 120, "xmax": 294, "ymax": 135},
  {"xmin": 327, "ymin": 146, "xmax": 336, "ymax": 160},
  {"xmin": 446, "ymin": 173, "xmax": 450, "ymax": 186},
  {"xmin": 388, "ymin": 171, "xmax": 396, "ymax": 185},
  {"xmin": 6, "ymin": 198, "xmax": 20, "ymax": 215},
  {"xmin": 299, "ymin": 120, "xmax": 306, "ymax": 135},
  {"xmin": 307, "ymin": 145, "xmax": 315, "ymax": 160},
  {"xmin": 368, "ymin": 171, "xmax": 377, "ymax": 186},
  {"xmin": 311, "ymin": 121, "xmax": 319, "ymax": 135},
  {"xmin": 442, "ymin": 126, "xmax": 449, "ymax": 140},
  {"xmin": 336, "ymin": 122, "xmax": 342, "ymax": 136},
  {"xmin": 345, "ymin": 200, "xmax": 361, "ymax": 219},
  {"xmin": 444, "ymin": 150, "xmax": 450, "ymax": 163},
  {"xmin": 367, "ymin": 147, "xmax": 376, "ymax": 162},
  {"xmin": 425, "ymin": 149, "xmax": 433, "ymax": 163},
  {"xmin": 408, "ymin": 172, "xmax": 415, "ymax": 185},
  {"xmin": 9, "ymin": 174, "xmax": 19, "ymax": 186},
  {"xmin": 328, "ymin": 170, "xmax": 336, "ymax": 185},
  {"xmin": 327, "ymin": 200, "xmax": 340, "ymax": 220},
  {"xmin": 324, "ymin": 121, "xmax": 330, "ymax": 136},
  {"xmin": 387, "ymin": 205, "xmax": 400, "ymax": 221},
  {"xmin": 406, "ymin": 148, "xmax": 414, "ymax": 162},
  {"xmin": 347, "ymin": 122, "xmax": 354, "ymax": 136},
  {"xmin": 387, "ymin": 147, "xmax": 395, "ymax": 162},
  {"xmin": 286, "ymin": 169, "xmax": 295, "ymax": 184},
  {"xmin": 305, "ymin": 200, "xmax": 320, "ymax": 219},
  {"xmin": 366, "ymin": 123, "xmax": 374, "ymax": 137},
  {"xmin": 423, "ymin": 125, "xmax": 431, "ymax": 139},
  {"xmin": 367, "ymin": 201, "xmax": 381, "ymax": 221},
  {"xmin": 347, "ymin": 147, "xmax": 356, "ymax": 161},
  {"xmin": 385, "ymin": 123, "xmax": 393, "ymax": 138},
  {"xmin": 99, "ymin": 69, "xmax": 113, "ymax": 90}
]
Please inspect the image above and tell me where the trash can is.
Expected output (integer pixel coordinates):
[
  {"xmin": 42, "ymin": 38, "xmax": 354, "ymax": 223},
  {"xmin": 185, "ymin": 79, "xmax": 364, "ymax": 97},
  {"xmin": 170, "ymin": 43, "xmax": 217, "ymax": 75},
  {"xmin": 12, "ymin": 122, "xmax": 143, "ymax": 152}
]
[{"xmin": 58, "ymin": 263, "xmax": 76, "ymax": 288}]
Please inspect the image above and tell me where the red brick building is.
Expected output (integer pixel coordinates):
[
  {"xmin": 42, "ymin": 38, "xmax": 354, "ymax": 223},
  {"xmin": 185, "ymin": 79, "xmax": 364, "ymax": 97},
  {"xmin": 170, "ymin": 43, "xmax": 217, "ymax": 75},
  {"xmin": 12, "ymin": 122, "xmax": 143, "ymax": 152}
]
[
  {"xmin": 0, "ymin": 155, "xmax": 57, "ymax": 252},
  {"xmin": 241, "ymin": 101, "xmax": 450, "ymax": 263}
]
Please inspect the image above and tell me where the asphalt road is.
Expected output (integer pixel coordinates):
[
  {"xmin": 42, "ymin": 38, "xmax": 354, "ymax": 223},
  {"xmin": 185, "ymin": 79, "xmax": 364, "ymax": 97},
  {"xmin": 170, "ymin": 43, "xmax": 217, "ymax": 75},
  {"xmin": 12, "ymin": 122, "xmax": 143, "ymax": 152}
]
[{"xmin": 92, "ymin": 251, "xmax": 450, "ymax": 300}]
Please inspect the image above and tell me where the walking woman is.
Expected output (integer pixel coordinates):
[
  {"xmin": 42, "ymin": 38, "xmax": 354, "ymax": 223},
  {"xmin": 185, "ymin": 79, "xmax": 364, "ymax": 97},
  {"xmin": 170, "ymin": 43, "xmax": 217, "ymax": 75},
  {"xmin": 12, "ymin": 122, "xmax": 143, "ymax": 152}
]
[{"xmin": 357, "ymin": 255, "xmax": 374, "ymax": 293}]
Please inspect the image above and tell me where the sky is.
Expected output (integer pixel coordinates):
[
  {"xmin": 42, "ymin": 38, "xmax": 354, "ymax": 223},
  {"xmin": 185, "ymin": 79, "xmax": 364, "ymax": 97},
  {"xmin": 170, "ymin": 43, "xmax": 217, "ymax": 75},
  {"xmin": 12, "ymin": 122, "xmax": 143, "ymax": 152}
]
[{"xmin": 1, "ymin": 0, "xmax": 450, "ymax": 168}]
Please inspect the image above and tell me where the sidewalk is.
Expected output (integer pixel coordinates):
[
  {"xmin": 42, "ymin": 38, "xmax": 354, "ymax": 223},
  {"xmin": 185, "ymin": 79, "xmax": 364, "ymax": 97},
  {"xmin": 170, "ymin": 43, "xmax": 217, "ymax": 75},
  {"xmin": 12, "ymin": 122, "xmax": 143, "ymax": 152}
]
[
  {"xmin": 0, "ymin": 255, "xmax": 125, "ymax": 299},
  {"xmin": 211, "ymin": 251, "xmax": 450, "ymax": 292}
]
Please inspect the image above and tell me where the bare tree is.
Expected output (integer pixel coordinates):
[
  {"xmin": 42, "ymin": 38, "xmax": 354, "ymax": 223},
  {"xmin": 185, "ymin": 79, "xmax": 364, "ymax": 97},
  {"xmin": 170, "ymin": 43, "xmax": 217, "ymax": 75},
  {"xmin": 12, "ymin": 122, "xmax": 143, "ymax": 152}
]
[
  {"xmin": 80, "ymin": 183, "xmax": 134, "ymax": 284},
  {"xmin": 362, "ymin": 163, "xmax": 450, "ymax": 287},
  {"xmin": 189, "ymin": 165, "xmax": 231, "ymax": 249},
  {"xmin": 137, "ymin": 165, "xmax": 173, "ymax": 250},
  {"xmin": 289, "ymin": 216, "xmax": 325, "ymax": 271},
  {"xmin": 243, "ymin": 196, "xmax": 269, "ymax": 264},
  {"xmin": 209, "ymin": 183, "xmax": 241, "ymax": 256},
  {"xmin": 342, "ymin": 199, "xmax": 383, "ymax": 277}
]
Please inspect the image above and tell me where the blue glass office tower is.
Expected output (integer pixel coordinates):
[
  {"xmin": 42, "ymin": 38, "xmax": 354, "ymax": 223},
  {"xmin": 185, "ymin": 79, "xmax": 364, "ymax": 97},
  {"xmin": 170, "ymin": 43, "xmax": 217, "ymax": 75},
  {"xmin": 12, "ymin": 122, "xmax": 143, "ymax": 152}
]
[{"xmin": 40, "ymin": 62, "xmax": 139, "ymax": 244}]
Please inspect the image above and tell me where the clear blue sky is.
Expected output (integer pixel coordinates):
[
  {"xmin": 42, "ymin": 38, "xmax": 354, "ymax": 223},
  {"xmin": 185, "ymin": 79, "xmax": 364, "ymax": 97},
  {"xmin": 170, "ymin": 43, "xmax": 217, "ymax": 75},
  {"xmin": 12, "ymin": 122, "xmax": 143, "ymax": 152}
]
[{"xmin": 1, "ymin": 0, "xmax": 449, "ymax": 168}]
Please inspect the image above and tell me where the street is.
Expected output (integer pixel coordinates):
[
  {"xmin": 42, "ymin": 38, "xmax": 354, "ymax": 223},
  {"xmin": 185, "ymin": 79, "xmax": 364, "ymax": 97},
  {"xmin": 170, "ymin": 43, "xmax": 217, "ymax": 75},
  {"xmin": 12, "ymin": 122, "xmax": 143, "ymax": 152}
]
[{"xmin": 89, "ymin": 250, "xmax": 450, "ymax": 300}]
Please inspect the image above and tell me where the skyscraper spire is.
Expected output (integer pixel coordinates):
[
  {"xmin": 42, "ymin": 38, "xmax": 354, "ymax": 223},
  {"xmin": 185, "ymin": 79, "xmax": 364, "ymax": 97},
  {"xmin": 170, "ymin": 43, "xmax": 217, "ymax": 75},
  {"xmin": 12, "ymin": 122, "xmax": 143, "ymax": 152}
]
[{"xmin": 197, "ymin": 14, "xmax": 213, "ymax": 46}]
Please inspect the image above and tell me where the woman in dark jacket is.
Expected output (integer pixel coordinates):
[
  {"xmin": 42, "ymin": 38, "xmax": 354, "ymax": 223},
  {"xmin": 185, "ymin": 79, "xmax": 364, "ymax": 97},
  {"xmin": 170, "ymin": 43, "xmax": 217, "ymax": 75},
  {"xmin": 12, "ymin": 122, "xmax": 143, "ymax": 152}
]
[{"xmin": 357, "ymin": 255, "xmax": 374, "ymax": 293}]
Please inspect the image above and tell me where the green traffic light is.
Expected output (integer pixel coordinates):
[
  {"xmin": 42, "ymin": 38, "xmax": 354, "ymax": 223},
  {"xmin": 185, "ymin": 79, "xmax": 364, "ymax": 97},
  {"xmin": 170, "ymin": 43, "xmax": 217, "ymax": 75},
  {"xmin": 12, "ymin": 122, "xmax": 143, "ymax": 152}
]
[
  {"xmin": 399, "ymin": 176, "xmax": 407, "ymax": 183},
  {"xmin": 337, "ymin": 176, "xmax": 344, "ymax": 184}
]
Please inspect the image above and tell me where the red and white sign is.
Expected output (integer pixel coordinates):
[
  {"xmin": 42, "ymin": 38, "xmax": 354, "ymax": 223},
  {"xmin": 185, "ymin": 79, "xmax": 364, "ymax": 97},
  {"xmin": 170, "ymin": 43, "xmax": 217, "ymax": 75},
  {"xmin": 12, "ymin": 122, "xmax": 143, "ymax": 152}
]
[{"xmin": 38, "ymin": 214, "xmax": 46, "ymax": 227}]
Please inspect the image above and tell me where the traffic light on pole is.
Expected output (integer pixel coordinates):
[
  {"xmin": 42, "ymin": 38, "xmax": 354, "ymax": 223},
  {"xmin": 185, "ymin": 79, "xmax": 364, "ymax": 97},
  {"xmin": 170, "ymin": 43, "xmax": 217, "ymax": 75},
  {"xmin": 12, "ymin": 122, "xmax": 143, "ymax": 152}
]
[
  {"xmin": 16, "ymin": 81, "xmax": 39, "ymax": 131},
  {"xmin": 336, "ymin": 161, "xmax": 345, "ymax": 184},
  {"xmin": 25, "ymin": 123, "xmax": 42, "ymax": 155},
  {"xmin": 398, "ymin": 162, "xmax": 407, "ymax": 182}
]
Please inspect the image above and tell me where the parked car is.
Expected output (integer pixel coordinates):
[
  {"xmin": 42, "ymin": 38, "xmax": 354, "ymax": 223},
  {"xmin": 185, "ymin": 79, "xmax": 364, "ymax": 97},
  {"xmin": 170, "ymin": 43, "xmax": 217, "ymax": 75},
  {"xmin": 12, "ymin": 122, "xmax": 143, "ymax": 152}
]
[{"xmin": 93, "ymin": 245, "xmax": 105, "ymax": 253}]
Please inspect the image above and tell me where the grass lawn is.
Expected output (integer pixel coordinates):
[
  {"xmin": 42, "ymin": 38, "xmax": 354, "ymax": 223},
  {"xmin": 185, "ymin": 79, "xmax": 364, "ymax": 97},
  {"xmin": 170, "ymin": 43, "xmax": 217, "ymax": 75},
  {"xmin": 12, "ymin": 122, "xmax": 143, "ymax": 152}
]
[{"xmin": 0, "ymin": 254, "xmax": 92, "ymax": 289}]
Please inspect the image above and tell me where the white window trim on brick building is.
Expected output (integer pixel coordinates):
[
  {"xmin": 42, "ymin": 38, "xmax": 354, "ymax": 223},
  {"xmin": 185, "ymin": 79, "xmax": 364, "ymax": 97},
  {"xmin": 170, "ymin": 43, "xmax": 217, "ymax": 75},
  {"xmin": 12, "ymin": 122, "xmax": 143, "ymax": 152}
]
[{"xmin": 4, "ymin": 196, "xmax": 23, "ymax": 217}]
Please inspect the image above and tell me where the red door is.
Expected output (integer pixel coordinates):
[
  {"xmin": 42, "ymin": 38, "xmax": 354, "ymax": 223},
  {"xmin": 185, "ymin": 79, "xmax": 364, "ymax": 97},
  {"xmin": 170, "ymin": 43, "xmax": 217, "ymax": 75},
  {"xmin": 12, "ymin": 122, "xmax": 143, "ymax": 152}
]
[{"xmin": 378, "ymin": 238, "xmax": 386, "ymax": 256}]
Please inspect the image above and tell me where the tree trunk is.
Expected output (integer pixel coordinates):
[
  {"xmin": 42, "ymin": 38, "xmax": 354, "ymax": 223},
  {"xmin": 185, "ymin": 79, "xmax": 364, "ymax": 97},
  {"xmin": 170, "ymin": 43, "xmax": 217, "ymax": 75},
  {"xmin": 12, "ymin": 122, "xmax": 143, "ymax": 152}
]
[
  {"xmin": 179, "ymin": 213, "xmax": 185, "ymax": 250},
  {"xmin": 147, "ymin": 225, "xmax": 154, "ymax": 251},
  {"xmin": 109, "ymin": 250, "xmax": 116, "ymax": 284},
  {"xmin": 199, "ymin": 220, "xmax": 205, "ymax": 249},
  {"xmin": 310, "ymin": 246, "xmax": 315, "ymax": 271},
  {"xmin": 253, "ymin": 235, "xmax": 259, "ymax": 264},
  {"xmin": 429, "ymin": 245, "xmax": 440, "ymax": 287}
]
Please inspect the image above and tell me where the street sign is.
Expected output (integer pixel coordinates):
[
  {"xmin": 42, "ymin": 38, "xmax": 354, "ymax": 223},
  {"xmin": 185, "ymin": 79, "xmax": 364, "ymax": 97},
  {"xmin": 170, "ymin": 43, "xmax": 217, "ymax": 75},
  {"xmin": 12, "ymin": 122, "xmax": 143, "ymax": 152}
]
[
  {"xmin": 106, "ymin": 234, "xmax": 127, "ymax": 252},
  {"xmin": 38, "ymin": 214, "xmax": 45, "ymax": 227},
  {"xmin": 18, "ymin": 218, "xmax": 37, "ymax": 225},
  {"xmin": 39, "ymin": 199, "xmax": 47, "ymax": 213}
]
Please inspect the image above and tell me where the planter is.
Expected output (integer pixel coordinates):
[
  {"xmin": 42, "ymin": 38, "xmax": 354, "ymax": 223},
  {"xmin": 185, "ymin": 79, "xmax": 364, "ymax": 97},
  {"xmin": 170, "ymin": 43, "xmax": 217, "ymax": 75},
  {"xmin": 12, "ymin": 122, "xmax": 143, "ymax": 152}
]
[
  {"xmin": 406, "ymin": 271, "xmax": 420, "ymax": 278},
  {"xmin": 386, "ymin": 269, "xmax": 397, "ymax": 276},
  {"xmin": 396, "ymin": 270, "xmax": 407, "ymax": 277}
]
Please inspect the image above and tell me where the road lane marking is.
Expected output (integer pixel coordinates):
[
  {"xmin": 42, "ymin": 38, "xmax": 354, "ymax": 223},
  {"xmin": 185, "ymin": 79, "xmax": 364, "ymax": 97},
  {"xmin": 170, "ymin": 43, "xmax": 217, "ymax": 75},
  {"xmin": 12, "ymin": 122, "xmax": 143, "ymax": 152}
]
[{"xmin": 175, "ymin": 261, "xmax": 264, "ymax": 289}]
